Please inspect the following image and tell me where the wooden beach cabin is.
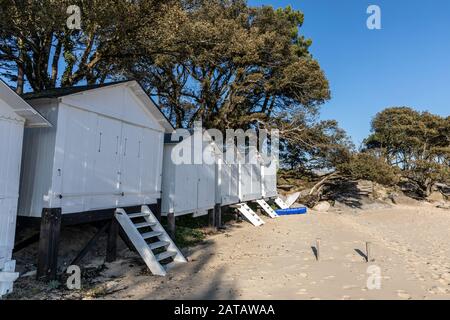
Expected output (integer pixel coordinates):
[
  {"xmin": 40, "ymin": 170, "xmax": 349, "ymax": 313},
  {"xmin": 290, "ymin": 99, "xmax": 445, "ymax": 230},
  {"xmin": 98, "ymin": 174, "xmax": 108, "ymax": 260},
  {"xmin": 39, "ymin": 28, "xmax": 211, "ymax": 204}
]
[
  {"xmin": 161, "ymin": 131, "xmax": 221, "ymax": 234},
  {"xmin": 261, "ymin": 155, "xmax": 278, "ymax": 199},
  {"xmin": 0, "ymin": 80, "xmax": 50, "ymax": 296},
  {"xmin": 18, "ymin": 80, "xmax": 185, "ymax": 279},
  {"xmin": 238, "ymin": 153, "xmax": 263, "ymax": 202}
]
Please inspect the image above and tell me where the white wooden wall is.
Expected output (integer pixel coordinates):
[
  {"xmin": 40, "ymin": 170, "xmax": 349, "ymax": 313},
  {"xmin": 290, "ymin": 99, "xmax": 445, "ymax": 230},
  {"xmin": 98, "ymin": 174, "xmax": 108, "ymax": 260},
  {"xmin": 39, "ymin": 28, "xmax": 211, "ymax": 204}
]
[
  {"xmin": 161, "ymin": 136, "xmax": 216, "ymax": 217},
  {"xmin": 218, "ymin": 159, "xmax": 240, "ymax": 206},
  {"xmin": 261, "ymin": 158, "xmax": 278, "ymax": 198},
  {"xmin": 0, "ymin": 103, "xmax": 25, "ymax": 271},
  {"xmin": 19, "ymin": 85, "xmax": 166, "ymax": 217},
  {"xmin": 239, "ymin": 162, "xmax": 263, "ymax": 202}
]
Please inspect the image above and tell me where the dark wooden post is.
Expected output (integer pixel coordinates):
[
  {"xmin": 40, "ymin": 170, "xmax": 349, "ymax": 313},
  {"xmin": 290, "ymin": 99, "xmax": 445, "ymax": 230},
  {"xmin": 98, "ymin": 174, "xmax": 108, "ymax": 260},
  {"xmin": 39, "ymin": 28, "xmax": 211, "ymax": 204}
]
[
  {"xmin": 208, "ymin": 208, "xmax": 216, "ymax": 230},
  {"xmin": 155, "ymin": 198, "xmax": 162, "ymax": 222},
  {"xmin": 148, "ymin": 199, "xmax": 162, "ymax": 222},
  {"xmin": 167, "ymin": 212, "xmax": 176, "ymax": 239},
  {"xmin": 214, "ymin": 204, "xmax": 222, "ymax": 229},
  {"xmin": 37, "ymin": 208, "xmax": 62, "ymax": 281},
  {"xmin": 106, "ymin": 218, "xmax": 119, "ymax": 263}
]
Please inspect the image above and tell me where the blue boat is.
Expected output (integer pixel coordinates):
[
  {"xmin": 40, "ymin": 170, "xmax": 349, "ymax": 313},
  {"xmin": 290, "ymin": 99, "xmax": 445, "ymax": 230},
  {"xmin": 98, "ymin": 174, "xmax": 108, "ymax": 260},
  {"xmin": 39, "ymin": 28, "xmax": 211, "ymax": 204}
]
[{"xmin": 275, "ymin": 207, "xmax": 308, "ymax": 216}]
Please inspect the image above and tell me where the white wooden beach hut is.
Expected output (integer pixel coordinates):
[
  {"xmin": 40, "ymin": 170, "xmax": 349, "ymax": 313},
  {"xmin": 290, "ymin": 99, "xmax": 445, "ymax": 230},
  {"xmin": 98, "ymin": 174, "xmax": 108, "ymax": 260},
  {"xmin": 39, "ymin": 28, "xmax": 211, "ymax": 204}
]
[
  {"xmin": 161, "ymin": 131, "xmax": 218, "ymax": 219},
  {"xmin": 0, "ymin": 80, "xmax": 50, "ymax": 297},
  {"xmin": 261, "ymin": 155, "xmax": 278, "ymax": 199},
  {"xmin": 19, "ymin": 80, "xmax": 173, "ymax": 218},
  {"xmin": 233, "ymin": 149, "xmax": 280, "ymax": 225},
  {"xmin": 17, "ymin": 80, "xmax": 185, "ymax": 279},
  {"xmin": 216, "ymin": 145, "xmax": 240, "ymax": 207},
  {"xmin": 238, "ymin": 151, "xmax": 263, "ymax": 202}
]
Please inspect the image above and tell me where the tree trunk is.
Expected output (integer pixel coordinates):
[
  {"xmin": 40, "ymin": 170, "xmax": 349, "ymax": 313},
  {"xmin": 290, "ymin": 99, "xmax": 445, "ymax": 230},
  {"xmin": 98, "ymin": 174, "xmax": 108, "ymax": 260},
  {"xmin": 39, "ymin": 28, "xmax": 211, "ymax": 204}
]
[{"xmin": 16, "ymin": 39, "xmax": 25, "ymax": 94}]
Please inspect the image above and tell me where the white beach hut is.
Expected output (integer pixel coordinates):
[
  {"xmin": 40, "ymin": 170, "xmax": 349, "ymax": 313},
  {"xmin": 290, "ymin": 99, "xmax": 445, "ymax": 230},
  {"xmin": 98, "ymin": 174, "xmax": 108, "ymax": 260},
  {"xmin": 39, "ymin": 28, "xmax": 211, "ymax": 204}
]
[
  {"xmin": 161, "ymin": 131, "xmax": 218, "ymax": 218},
  {"xmin": 18, "ymin": 80, "xmax": 173, "ymax": 218},
  {"xmin": 261, "ymin": 156, "xmax": 278, "ymax": 199},
  {"xmin": 0, "ymin": 80, "xmax": 50, "ymax": 297},
  {"xmin": 238, "ymin": 152, "xmax": 263, "ymax": 202},
  {"xmin": 216, "ymin": 145, "xmax": 241, "ymax": 207},
  {"xmin": 16, "ymin": 81, "xmax": 181, "ymax": 279}
]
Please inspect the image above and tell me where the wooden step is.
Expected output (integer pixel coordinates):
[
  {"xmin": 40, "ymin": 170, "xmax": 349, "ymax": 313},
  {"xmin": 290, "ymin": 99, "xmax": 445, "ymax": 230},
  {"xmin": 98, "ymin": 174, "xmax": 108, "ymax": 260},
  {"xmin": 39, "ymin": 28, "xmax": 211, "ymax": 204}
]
[
  {"xmin": 155, "ymin": 251, "xmax": 177, "ymax": 262},
  {"xmin": 134, "ymin": 221, "xmax": 156, "ymax": 229},
  {"xmin": 141, "ymin": 231, "xmax": 163, "ymax": 240},
  {"xmin": 128, "ymin": 212, "xmax": 150, "ymax": 219},
  {"xmin": 149, "ymin": 241, "xmax": 171, "ymax": 250},
  {"xmin": 115, "ymin": 206, "xmax": 187, "ymax": 277}
]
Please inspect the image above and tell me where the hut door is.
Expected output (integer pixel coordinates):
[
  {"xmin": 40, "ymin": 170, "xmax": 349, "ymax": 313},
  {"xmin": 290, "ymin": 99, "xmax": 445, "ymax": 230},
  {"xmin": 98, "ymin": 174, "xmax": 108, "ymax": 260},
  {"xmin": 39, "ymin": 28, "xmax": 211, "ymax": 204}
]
[
  {"xmin": 88, "ymin": 115, "xmax": 122, "ymax": 208},
  {"xmin": 119, "ymin": 123, "xmax": 142, "ymax": 200}
]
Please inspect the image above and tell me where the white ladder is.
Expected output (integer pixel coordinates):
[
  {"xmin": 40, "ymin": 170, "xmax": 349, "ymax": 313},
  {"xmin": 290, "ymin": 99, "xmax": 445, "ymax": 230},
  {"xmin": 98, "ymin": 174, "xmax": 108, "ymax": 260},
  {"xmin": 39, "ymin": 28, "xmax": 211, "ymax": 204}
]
[
  {"xmin": 275, "ymin": 197, "xmax": 290, "ymax": 210},
  {"xmin": 235, "ymin": 203, "xmax": 265, "ymax": 227},
  {"xmin": 256, "ymin": 200, "xmax": 279, "ymax": 218},
  {"xmin": 115, "ymin": 205, "xmax": 187, "ymax": 276}
]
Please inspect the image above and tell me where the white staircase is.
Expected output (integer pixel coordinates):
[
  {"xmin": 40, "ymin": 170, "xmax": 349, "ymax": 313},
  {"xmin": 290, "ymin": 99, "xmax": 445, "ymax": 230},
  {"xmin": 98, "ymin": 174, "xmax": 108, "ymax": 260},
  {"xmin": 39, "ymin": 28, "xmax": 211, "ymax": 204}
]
[
  {"xmin": 256, "ymin": 200, "xmax": 279, "ymax": 218},
  {"xmin": 235, "ymin": 203, "xmax": 265, "ymax": 227},
  {"xmin": 275, "ymin": 197, "xmax": 290, "ymax": 210},
  {"xmin": 115, "ymin": 206, "xmax": 187, "ymax": 276}
]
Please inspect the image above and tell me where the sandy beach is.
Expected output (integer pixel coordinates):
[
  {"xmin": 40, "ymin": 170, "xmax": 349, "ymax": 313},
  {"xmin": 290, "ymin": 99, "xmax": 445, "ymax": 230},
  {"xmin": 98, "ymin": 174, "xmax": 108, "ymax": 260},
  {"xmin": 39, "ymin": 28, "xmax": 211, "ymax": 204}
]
[{"xmin": 68, "ymin": 203, "xmax": 448, "ymax": 300}]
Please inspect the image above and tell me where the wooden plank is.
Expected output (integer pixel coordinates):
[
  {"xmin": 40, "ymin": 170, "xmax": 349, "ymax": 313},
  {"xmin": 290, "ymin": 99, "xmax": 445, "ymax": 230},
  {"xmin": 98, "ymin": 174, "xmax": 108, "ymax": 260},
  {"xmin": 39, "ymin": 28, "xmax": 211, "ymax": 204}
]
[
  {"xmin": 208, "ymin": 209, "xmax": 216, "ymax": 229},
  {"xmin": 106, "ymin": 218, "xmax": 119, "ymax": 263},
  {"xmin": 115, "ymin": 209, "xmax": 167, "ymax": 276},
  {"xmin": 214, "ymin": 204, "xmax": 222, "ymax": 229},
  {"xmin": 13, "ymin": 233, "xmax": 40, "ymax": 253},
  {"xmin": 167, "ymin": 212, "xmax": 176, "ymax": 240},
  {"xmin": 256, "ymin": 199, "xmax": 279, "ymax": 218},
  {"xmin": 236, "ymin": 203, "xmax": 265, "ymax": 227},
  {"xmin": 274, "ymin": 197, "xmax": 289, "ymax": 210},
  {"xmin": 70, "ymin": 222, "xmax": 110, "ymax": 266},
  {"xmin": 37, "ymin": 208, "xmax": 62, "ymax": 281},
  {"xmin": 366, "ymin": 242, "xmax": 372, "ymax": 263}
]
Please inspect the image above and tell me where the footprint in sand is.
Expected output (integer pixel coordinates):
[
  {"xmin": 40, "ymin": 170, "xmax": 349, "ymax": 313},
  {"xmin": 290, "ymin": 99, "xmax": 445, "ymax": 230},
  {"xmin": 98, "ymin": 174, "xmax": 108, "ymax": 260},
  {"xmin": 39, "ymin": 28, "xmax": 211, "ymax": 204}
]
[
  {"xmin": 299, "ymin": 273, "xmax": 308, "ymax": 278},
  {"xmin": 397, "ymin": 291, "xmax": 411, "ymax": 299},
  {"xmin": 296, "ymin": 289, "xmax": 308, "ymax": 295},
  {"xmin": 343, "ymin": 285, "xmax": 358, "ymax": 290}
]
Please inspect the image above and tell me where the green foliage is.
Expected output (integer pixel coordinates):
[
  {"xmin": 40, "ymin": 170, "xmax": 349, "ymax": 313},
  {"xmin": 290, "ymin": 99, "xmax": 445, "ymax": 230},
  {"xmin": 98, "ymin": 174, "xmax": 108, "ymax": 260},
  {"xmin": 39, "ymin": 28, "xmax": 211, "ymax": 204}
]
[
  {"xmin": 0, "ymin": 0, "xmax": 183, "ymax": 91},
  {"xmin": 174, "ymin": 226, "xmax": 206, "ymax": 249},
  {"xmin": 1, "ymin": 0, "xmax": 335, "ymax": 173},
  {"xmin": 280, "ymin": 117, "xmax": 353, "ymax": 172},
  {"xmin": 136, "ymin": 0, "xmax": 331, "ymax": 130},
  {"xmin": 364, "ymin": 107, "xmax": 450, "ymax": 196},
  {"xmin": 337, "ymin": 153, "xmax": 400, "ymax": 186}
]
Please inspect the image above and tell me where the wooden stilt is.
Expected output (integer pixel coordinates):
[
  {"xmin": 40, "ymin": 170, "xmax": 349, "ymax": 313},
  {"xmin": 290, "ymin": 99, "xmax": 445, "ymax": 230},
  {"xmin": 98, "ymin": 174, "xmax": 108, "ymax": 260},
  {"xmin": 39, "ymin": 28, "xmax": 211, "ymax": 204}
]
[
  {"xmin": 149, "ymin": 199, "xmax": 162, "ymax": 222},
  {"xmin": 208, "ymin": 208, "xmax": 216, "ymax": 230},
  {"xmin": 366, "ymin": 242, "xmax": 372, "ymax": 263},
  {"xmin": 167, "ymin": 212, "xmax": 176, "ymax": 239},
  {"xmin": 106, "ymin": 218, "xmax": 119, "ymax": 263},
  {"xmin": 37, "ymin": 208, "xmax": 62, "ymax": 281},
  {"xmin": 214, "ymin": 204, "xmax": 222, "ymax": 229},
  {"xmin": 316, "ymin": 238, "xmax": 321, "ymax": 261}
]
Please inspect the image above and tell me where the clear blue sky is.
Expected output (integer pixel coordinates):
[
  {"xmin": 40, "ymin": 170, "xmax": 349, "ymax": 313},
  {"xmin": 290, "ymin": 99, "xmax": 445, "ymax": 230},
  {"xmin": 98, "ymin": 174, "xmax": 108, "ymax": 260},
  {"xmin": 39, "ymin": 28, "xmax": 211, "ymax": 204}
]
[{"xmin": 250, "ymin": 0, "xmax": 450, "ymax": 145}]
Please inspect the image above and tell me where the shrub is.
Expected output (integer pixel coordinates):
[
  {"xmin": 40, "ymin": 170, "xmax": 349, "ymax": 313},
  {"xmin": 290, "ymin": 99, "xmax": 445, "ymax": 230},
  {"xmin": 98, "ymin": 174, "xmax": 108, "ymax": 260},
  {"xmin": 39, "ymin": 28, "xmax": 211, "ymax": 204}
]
[{"xmin": 337, "ymin": 153, "xmax": 400, "ymax": 186}]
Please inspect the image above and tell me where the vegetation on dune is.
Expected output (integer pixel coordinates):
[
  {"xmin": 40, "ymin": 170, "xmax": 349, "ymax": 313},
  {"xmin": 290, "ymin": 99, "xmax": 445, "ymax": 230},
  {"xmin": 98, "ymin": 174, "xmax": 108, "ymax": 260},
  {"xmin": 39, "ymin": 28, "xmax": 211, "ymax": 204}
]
[
  {"xmin": 364, "ymin": 107, "xmax": 450, "ymax": 197},
  {"xmin": 336, "ymin": 153, "xmax": 400, "ymax": 187}
]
